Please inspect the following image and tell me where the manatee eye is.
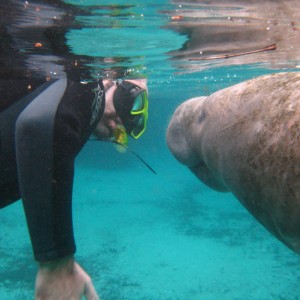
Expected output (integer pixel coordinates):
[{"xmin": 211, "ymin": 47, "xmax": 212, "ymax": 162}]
[{"xmin": 198, "ymin": 110, "xmax": 205, "ymax": 124}]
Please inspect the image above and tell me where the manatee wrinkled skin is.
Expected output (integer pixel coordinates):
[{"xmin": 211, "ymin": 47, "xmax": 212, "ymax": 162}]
[{"xmin": 167, "ymin": 72, "xmax": 300, "ymax": 253}]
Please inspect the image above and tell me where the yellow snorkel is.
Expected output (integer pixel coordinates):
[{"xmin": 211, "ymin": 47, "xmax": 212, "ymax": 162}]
[{"xmin": 113, "ymin": 125, "xmax": 128, "ymax": 153}]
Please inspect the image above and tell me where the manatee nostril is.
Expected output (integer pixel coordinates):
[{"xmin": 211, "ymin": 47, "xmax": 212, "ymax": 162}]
[{"xmin": 198, "ymin": 110, "xmax": 205, "ymax": 124}]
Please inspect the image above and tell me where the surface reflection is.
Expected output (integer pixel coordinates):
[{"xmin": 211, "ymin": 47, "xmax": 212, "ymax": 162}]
[
  {"xmin": 165, "ymin": 0, "xmax": 300, "ymax": 72},
  {"xmin": 1, "ymin": 0, "xmax": 299, "ymax": 83}
]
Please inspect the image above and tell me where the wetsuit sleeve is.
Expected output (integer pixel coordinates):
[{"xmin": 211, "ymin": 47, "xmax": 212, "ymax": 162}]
[{"xmin": 15, "ymin": 78, "xmax": 105, "ymax": 261}]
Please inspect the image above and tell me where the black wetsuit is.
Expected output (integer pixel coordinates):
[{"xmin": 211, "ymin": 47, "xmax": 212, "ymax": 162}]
[
  {"xmin": 0, "ymin": 78, "xmax": 105, "ymax": 261},
  {"xmin": 0, "ymin": 0, "xmax": 107, "ymax": 261}
]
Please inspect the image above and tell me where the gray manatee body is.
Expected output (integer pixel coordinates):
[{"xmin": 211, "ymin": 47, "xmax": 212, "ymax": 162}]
[{"xmin": 167, "ymin": 72, "xmax": 300, "ymax": 253}]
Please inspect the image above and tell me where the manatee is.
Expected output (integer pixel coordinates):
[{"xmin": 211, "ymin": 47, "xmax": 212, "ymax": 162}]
[{"xmin": 167, "ymin": 72, "xmax": 300, "ymax": 253}]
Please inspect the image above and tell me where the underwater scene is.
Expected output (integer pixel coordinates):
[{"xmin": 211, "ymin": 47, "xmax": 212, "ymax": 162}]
[{"xmin": 1, "ymin": 0, "xmax": 300, "ymax": 299}]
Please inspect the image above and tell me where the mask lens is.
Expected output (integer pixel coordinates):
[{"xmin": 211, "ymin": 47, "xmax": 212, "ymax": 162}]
[
  {"xmin": 131, "ymin": 115, "xmax": 146, "ymax": 138},
  {"xmin": 130, "ymin": 90, "xmax": 148, "ymax": 139},
  {"xmin": 131, "ymin": 92, "xmax": 145, "ymax": 113}
]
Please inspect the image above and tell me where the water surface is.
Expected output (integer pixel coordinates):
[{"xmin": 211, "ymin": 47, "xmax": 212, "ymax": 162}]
[{"xmin": 1, "ymin": 1, "xmax": 300, "ymax": 299}]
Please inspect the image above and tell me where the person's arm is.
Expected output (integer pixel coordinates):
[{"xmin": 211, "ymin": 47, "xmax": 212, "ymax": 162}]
[{"xmin": 15, "ymin": 78, "xmax": 104, "ymax": 299}]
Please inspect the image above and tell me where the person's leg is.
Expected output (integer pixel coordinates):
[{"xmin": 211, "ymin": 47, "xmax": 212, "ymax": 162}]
[{"xmin": 0, "ymin": 79, "xmax": 59, "ymax": 208}]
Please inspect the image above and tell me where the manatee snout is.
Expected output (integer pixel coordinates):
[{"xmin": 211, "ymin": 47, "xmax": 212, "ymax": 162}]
[{"xmin": 167, "ymin": 97, "xmax": 205, "ymax": 167}]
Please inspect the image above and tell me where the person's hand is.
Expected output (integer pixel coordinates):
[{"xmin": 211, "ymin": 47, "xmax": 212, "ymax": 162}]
[{"xmin": 35, "ymin": 256, "xmax": 100, "ymax": 300}]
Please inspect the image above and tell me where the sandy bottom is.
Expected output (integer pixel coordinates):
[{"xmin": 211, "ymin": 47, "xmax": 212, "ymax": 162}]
[{"xmin": 1, "ymin": 144, "xmax": 300, "ymax": 300}]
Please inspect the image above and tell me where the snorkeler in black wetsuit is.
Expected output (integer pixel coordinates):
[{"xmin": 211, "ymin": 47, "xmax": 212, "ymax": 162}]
[
  {"xmin": 0, "ymin": 77, "xmax": 105, "ymax": 255},
  {"xmin": 0, "ymin": 1, "xmax": 149, "ymax": 299}
]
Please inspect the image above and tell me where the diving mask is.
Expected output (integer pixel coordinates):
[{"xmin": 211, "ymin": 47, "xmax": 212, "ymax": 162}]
[{"xmin": 113, "ymin": 80, "xmax": 148, "ymax": 139}]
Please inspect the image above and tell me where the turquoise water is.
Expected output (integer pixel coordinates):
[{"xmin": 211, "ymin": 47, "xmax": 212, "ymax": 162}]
[{"xmin": 1, "ymin": 1, "xmax": 300, "ymax": 299}]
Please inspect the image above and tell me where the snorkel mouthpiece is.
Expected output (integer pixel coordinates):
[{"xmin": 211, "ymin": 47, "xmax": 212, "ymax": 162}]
[{"xmin": 113, "ymin": 125, "xmax": 128, "ymax": 153}]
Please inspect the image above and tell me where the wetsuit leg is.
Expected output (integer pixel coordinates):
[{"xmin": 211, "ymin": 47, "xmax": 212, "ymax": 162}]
[{"xmin": 0, "ymin": 80, "xmax": 55, "ymax": 207}]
